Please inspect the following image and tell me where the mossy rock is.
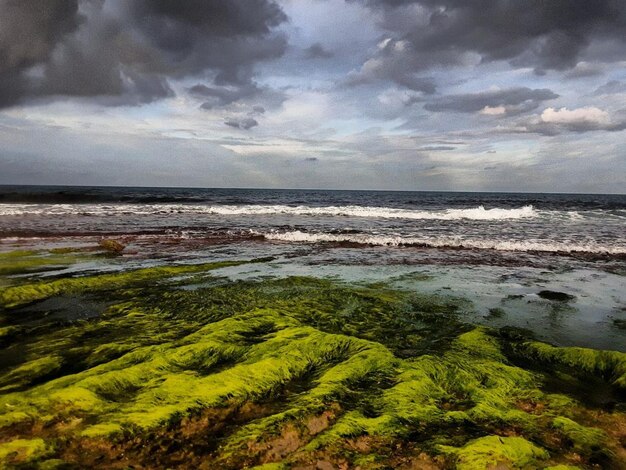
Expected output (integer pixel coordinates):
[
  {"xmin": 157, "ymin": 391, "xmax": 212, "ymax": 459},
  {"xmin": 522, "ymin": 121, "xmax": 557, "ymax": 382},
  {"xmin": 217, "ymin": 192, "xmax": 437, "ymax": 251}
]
[
  {"xmin": 98, "ymin": 239, "xmax": 126, "ymax": 254},
  {"xmin": 439, "ymin": 435, "xmax": 549, "ymax": 469},
  {"xmin": 0, "ymin": 438, "xmax": 53, "ymax": 466},
  {"xmin": 0, "ymin": 248, "xmax": 90, "ymax": 276}
]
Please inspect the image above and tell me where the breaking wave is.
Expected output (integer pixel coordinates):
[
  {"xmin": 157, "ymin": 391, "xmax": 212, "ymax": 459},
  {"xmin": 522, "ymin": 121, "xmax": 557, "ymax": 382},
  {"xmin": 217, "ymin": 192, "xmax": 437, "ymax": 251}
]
[
  {"xmin": 0, "ymin": 203, "xmax": 538, "ymax": 220},
  {"xmin": 258, "ymin": 230, "xmax": 626, "ymax": 255}
]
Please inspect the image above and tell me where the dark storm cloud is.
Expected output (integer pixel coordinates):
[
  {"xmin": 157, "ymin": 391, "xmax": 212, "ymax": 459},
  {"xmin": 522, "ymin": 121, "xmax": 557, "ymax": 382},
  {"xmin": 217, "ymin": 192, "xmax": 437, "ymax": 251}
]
[
  {"xmin": 132, "ymin": 0, "xmax": 285, "ymax": 37},
  {"xmin": 127, "ymin": 0, "xmax": 287, "ymax": 83},
  {"xmin": 304, "ymin": 43, "xmax": 334, "ymax": 59},
  {"xmin": 344, "ymin": 38, "xmax": 436, "ymax": 93},
  {"xmin": 0, "ymin": 0, "xmax": 81, "ymax": 106},
  {"xmin": 0, "ymin": 0, "xmax": 287, "ymax": 108},
  {"xmin": 192, "ymin": 82, "xmax": 285, "ymax": 111},
  {"xmin": 564, "ymin": 62, "xmax": 605, "ymax": 79},
  {"xmin": 424, "ymin": 87, "xmax": 559, "ymax": 114},
  {"xmin": 351, "ymin": 0, "xmax": 626, "ymax": 81},
  {"xmin": 224, "ymin": 117, "xmax": 259, "ymax": 130},
  {"xmin": 40, "ymin": 24, "xmax": 176, "ymax": 105},
  {"xmin": 192, "ymin": 83, "xmax": 261, "ymax": 109},
  {"xmin": 0, "ymin": 0, "xmax": 81, "ymax": 72}
]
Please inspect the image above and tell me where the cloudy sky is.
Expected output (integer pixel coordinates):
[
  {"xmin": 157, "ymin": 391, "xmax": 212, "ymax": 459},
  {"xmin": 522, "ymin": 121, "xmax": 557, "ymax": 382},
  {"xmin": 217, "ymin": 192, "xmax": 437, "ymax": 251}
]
[{"xmin": 0, "ymin": 0, "xmax": 625, "ymax": 192}]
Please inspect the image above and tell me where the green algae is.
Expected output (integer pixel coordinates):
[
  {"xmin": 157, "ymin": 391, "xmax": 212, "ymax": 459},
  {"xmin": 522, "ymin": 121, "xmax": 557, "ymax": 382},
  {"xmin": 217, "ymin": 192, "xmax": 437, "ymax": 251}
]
[
  {"xmin": 551, "ymin": 416, "xmax": 607, "ymax": 457},
  {"xmin": 0, "ymin": 254, "xmax": 624, "ymax": 468},
  {"xmin": 511, "ymin": 341, "xmax": 626, "ymax": 390},
  {"xmin": 0, "ymin": 438, "xmax": 52, "ymax": 466},
  {"xmin": 0, "ymin": 250, "xmax": 37, "ymax": 258},
  {"xmin": 0, "ymin": 258, "xmax": 266, "ymax": 308},
  {"xmin": 250, "ymin": 464, "xmax": 288, "ymax": 470},
  {"xmin": 0, "ymin": 355, "xmax": 63, "ymax": 392},
  {"xmin": 299, "ymin": 327, "xmax": 538, "ymax": 453},
  {"xmin": 37, "ymin": 459, "xmax": 70, "ymax": 470},
  {"xmin": 1, "ymin": 309, "xmax": 395, "ymax": 436},
  {"xmin": 0, "ymin": 248, "xmax": 90, "ymax": 277},
  {"xmin": 439, "ymin": 435, "xmax": 549, "ymax": 470},
  {"xmin": 0, "ymin": 325, "xmax": 16, "ymax": 342},
  {"xmin": 543, "ymin": 466, "xmax": 583, "ymax": 470},
  {"xmin": 486, "ymin": 307, "xmax": 505, "ymax": 318}
]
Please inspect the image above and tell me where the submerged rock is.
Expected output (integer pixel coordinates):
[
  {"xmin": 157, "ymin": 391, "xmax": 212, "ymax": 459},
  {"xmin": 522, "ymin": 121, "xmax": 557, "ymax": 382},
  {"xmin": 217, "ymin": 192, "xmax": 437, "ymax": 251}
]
[
  {"xmin": 486, "ymin": 307, "xmax": 505, "ymax": 318},
  {"xmin": 538, "ymin": 290, "xmax": 576, "ymax": 302},
  {"xmin": 98, "ymin": 239, "xmax": 126, "ymax": 255},
  {"xmin": 613, "ymin": 318, "xmax": 626, "ymax": 330}
]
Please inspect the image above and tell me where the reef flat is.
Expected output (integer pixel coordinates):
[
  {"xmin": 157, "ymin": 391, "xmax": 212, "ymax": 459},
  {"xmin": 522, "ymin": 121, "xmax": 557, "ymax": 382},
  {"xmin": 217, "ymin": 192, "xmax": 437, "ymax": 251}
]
[{"xmin": 0, "ymin": 248, "xmax": 624, "ymax": 469}]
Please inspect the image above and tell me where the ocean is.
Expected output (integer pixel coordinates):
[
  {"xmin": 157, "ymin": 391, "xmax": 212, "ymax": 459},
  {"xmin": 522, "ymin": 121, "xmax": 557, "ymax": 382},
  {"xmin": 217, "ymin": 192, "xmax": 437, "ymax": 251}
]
[{"xmin": 1, "ymin": 185, "xmax": 625, "ymax": 257}]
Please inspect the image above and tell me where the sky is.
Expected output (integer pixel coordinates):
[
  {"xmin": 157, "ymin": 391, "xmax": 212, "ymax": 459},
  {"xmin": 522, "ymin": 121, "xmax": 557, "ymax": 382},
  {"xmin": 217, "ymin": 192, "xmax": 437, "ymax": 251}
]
[{"xmin": 0, "ymin": 0, "xmax": 625, "ymax": 193}]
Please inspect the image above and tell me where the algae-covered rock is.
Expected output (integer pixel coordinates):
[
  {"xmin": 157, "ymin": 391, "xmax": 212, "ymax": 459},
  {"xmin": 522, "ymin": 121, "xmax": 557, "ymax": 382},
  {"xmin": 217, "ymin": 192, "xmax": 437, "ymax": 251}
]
[
  {"xmin": 543, "ymin": 466, "xmax": 583, "ymax": 470},
  {"xmin": 0, "ymin": 258, "xmax": 263, "ymax": 308},
  {"xmin": 250, "ymin": 463, "xmax": 289, "ymax": 470},
  {"xmin": 0, "ymin": 248, "xmax": 89, "ymax": 276},
  {"xmin": 0, "ymin": 254, "xmax": 624, "ymax": 469},
  {"xmin": 0, "ymin": 438, "xmax": 52, "ymax": 465},
  {"xmin": 439, "ymin": 435, "xmax": 549, "ymax": 469},
  {"xmin": 511, "ymin": 341, "xmax": 626, "ymax": 390},
  {"xmin": 0, "ymin": 355, "xmax": 63, "ymax": 392},
  {"xmin": 551, "ymin": 416, "xmax": 607, "ymax": 456},
  {"xmin": 98, "ymin": 239, "xmax": 125, "ymax": 255},
  {"xmin": 38, "ymin": 459, "xmax": 70, "ymax": 470}
]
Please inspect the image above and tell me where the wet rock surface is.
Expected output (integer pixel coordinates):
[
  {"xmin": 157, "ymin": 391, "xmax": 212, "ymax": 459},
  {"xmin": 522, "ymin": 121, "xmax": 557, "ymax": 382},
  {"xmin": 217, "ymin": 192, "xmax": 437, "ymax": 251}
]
[{"xmin": 538, "ymin": 291, "xmax": 576, "ymax": 302}]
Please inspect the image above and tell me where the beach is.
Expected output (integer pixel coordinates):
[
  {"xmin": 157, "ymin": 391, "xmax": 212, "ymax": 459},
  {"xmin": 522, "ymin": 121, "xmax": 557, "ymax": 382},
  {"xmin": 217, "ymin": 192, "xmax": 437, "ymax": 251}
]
[{"xmin": 0, "ymin": 187, "xmax": 624, "ymax": 468}]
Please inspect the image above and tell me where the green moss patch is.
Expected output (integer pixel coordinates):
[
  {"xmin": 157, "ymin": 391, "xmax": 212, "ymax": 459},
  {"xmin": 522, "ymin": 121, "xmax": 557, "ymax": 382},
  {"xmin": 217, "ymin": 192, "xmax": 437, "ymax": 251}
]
[
  {"xmin": 509, "ymin": 341, "xmax": 626, "ymax": 391},
  {"xmin": 439, "ymin": 435, "xmax": 549, "ymax": 470},
  {"xmin": 0, "ymin": 248, "xmax": 90, "ymax": 277},
  {"xmin": 0, "ymin": 438, "xmax": 52, "ymax": 466},
  {"xmin": 0, "ymin": 258, "xmax": 265, "ymax": 308}
]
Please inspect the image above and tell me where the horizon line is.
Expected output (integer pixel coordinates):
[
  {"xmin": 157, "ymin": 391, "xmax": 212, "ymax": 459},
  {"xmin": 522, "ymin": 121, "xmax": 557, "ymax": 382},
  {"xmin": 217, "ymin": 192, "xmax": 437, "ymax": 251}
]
[{"xmin": 0, "ymin": 183, "xmax": 624, "ymax": 197}]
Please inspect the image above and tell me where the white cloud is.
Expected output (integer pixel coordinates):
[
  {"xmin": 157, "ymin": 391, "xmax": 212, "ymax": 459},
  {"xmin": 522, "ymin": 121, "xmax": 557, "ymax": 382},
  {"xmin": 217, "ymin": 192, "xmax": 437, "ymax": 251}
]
[
  {"xmin": 480, "ymin": 105, "xmax": 506, "ymax": 115},
  {"xmin": 377, "ymin": 88, "xmax": 420, "ymax": 109},
  {"xmin": 540, "ymin": 107, "xmax": 610, "ymax": 126},
  {"xmin": 377, "ymin": 38, "xmax": 393, "ymax": 50}
]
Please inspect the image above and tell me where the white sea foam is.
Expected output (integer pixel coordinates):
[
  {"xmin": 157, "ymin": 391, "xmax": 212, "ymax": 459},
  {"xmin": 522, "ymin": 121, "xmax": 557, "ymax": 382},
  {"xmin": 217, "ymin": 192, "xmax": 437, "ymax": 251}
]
[
  {"xmin": 258, "ymin": 230, "xmax": 626, "ymax": 254},
  {"xmin": 201, "ymin": 204, "xmax": 539, "ymax": 220},
  {"xmin": 0, "ymin": 203, "xmax": 539, "ymax": 220}
]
